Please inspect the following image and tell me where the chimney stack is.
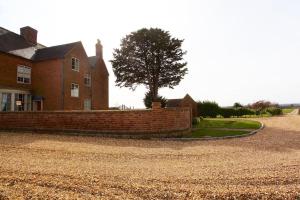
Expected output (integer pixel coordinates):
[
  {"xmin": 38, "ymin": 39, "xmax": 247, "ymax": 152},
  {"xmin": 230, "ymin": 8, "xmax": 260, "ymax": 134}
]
[
  {"xmin": 96, "ymin": 39, "xmax": 103, "ymax": 59},
  {"xmin": 20, "ymin": 26, "xmax": 38, "ymax": 45}
]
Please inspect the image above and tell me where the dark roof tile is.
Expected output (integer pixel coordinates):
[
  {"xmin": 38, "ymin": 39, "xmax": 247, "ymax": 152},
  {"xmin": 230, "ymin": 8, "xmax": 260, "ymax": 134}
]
[
  {"xmin": 33, "ymin": 42, "xmax": 80, "ymax": 61},
  {"xmin": 166, "ymin": 99, "xmax": 182, "ymax": 107},
  {"xmin": 0, "ymin": 27, "xmax": 33, "ymax": 52},
  {"xmin": 88, "ymin": 56, "xmax": 97, "ymax": 67},
  {"xmin": 0, "ymin": 27, "xmax": 45, "ymax": 59}
]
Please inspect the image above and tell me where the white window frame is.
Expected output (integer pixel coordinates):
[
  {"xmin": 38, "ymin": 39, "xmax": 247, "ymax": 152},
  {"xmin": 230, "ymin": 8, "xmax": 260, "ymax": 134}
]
[
  {"xmin": 71, "ymin": 83, "xmax": 79, "ymax": 97},
  {"xmin": 71, "ymin": 57, "xmax": 80, "ymax": 72},
  {"xmin": 17, "ymin": 65, "xmax": 31, "ymax": 84},
  {"xmin": 84, "ymin": 73, "xmax": 91, "ymax": 87}
]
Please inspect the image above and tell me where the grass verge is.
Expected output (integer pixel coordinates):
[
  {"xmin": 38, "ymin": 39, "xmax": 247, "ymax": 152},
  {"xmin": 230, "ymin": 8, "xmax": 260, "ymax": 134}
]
[
  {"xmin": 282, "ymin": 108, "xmax": 294, "ymax": 114},
  {"xmin": 194, "ymin": 119, "xmax": 261, "ymax": 129},
  {"xmin": 189, "ymin": 118, "xmax": 261, "ymax": 138}
]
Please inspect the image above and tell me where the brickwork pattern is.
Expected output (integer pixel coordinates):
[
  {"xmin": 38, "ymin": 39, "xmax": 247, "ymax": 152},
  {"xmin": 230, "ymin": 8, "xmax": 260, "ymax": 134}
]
[{"xmin": 0, "ymin": 108, "xmax": 191, "ymax": 136}]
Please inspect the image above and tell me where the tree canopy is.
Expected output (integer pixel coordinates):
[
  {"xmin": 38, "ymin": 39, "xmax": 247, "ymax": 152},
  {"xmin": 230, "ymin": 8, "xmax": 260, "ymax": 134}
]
[{"xmin": 111, "ymin": 28, "xmax": 187, "ymax": 100}]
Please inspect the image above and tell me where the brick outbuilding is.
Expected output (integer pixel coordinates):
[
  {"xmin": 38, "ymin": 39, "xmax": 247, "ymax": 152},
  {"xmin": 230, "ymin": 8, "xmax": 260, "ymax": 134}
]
[
  {"xmin": 0, "ymin": 26, "xmax": 109, "ymax": 111},
  {"xmin": 166, "ymin": 94, "xmax": 198, "ymax": 118}
]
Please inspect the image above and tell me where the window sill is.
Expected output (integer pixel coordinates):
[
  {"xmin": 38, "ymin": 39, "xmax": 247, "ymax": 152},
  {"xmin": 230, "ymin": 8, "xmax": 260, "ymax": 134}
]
[{"xmin": 17, "ymin": 82, "xmax": 31, "ymax": 85}]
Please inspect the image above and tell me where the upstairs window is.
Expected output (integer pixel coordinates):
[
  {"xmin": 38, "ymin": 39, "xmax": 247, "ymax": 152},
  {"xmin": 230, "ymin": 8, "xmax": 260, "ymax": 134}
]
[
  {"xmin": 17, "ymin": 65, "xmax": 31, "ymax": 84},
  {"xmin": 71, "ymin": 57, "xmax": 80, "ymax": 71},
  {"xmin": 84, "ymin": 73, "xmax": 91, "ymax": 87},
  {"xmin": 71, "ymin": 83, "xmax": 79, "ymax": 97}
]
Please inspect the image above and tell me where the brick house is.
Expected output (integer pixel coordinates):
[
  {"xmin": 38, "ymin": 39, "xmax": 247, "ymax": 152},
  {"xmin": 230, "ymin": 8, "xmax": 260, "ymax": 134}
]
[
  {"xmin": 0, "ymin": 26, "xmax": 109, "ymax": 111},
  {"xmin": 166, "ymin": 94, "xmax": 198, "ymax": 118}
]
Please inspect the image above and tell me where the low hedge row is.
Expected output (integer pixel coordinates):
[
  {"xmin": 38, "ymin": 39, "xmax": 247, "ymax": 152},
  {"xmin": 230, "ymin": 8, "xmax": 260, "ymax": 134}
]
[{"xmin": 197, "ymin": 101, "xmax": 283, "ymax": 118}]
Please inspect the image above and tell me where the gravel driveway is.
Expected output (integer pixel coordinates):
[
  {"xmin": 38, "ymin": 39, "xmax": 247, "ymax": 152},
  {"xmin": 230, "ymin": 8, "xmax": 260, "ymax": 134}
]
[{"xmin": 0, "ymin": 115, "xmax": 299, "ymax": 199}]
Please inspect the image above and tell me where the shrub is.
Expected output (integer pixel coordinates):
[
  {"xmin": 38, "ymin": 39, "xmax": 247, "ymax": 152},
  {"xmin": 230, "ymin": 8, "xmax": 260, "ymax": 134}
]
[
  {"xmin": 143, "ymin": 91, "xmax": 167, "ymax": 108},
  {"xmin": 220, "ymin": 108, "xmax": 236, "ymax": 118},
  {"xmin": 235, "ymin": 108, "xmax": 255, "ymax": 116},
  {"xmin": 265, "ymin": 107, "xmax": 283, "ymax": 116},
  {"xmin": 219, "ymin": 107, "xmax": 255, "ymax": 118},
  {"xmin": 197, "ymin": 101, "xmax": 220, "ymax": 118}
]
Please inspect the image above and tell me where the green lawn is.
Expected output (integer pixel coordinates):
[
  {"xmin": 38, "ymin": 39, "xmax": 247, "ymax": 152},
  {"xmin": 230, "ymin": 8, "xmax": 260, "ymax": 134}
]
[
  {"xmin": 193, "ymin": 119, "xmax": 261, "ymax": 129},
  {"xmin": 282, "ymin": 108, "xmax": 294, "ymax": 114},
  {"xmin": 189, "ymin": 118, "xmax": 261, "ymax": 138}
]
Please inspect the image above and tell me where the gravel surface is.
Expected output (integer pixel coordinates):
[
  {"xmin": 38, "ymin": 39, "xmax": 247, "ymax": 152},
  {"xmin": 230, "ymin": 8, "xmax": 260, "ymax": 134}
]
[{"xmin": 0, "ymin": 115, "xmax": 299, "ymax": 199}]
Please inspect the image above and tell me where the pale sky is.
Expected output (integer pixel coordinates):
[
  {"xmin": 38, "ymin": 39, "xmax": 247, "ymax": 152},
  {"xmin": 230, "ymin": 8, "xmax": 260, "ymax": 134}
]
[{"xmin": 1, "ymin": 0, "xmax": 300, "ymax": 108}]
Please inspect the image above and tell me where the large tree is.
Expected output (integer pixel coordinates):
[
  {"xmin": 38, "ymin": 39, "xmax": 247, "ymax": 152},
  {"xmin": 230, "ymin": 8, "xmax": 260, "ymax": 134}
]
[{"xmin": 111, "ymin": 28, "xmax": 187, "ymax": 100}]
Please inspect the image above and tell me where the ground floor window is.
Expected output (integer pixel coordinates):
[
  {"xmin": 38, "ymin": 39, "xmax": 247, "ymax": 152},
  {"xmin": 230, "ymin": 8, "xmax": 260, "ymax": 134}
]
[
  {"xmin": 15, "ymin": 93, "xmax": 25, "ymax": 111},
  {"xmin": 84, "ymin": 99, "xmax": 91, "ymax": 110},
  {"xmin": 0, "ymin": 91, "xmax": 32, "ymax": 112},
  {"xmin": 1, "ymin": 93, "xmax": 11, "ymax": 111}
]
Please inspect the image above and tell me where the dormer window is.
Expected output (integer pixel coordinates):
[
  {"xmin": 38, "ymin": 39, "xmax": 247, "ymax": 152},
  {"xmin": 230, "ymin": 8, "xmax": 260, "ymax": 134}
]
[{"xmin": 71, "ymin": 57, "xmax": 80, "ymax": 71}]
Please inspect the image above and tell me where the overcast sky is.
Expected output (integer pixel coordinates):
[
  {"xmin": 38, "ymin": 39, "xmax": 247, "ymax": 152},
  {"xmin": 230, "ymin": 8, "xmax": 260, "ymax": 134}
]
[{"xmin": 1, "ymin": 0, "xmax": 300, "ymax": 107}]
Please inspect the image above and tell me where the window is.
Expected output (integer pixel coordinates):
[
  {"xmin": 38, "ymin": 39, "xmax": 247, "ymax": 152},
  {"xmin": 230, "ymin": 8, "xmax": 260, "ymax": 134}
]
[
  {"xmin": 15, "ymin": 93, "xmax": 25, "ymax": 111},
  {"xmin": 17, "ymin": 65, "xmax": 31, "ymax": 84},
  {"xmin": 71, "ymin": 57, "xmax": 80, "ymax": 71},
  {"xmin": 84, "ymin": 99, "xmax": 91, "ymax": 110},
  {"xmin": 84, "ymin": 73, "xmax": 91, "ymax": 87},
  {"xmin": 71, "ymin": 83, "xmax": 79, "ymax": 97},
  {"xmin": 1, "ymin": 93, "xmax": 11, "ymax": 111}
]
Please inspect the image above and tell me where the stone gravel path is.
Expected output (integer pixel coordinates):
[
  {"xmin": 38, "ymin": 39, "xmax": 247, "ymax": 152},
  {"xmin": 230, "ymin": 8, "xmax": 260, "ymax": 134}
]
[{"xmin": 0, "ymin": 115, "xmax": 299, "ymax": 199}]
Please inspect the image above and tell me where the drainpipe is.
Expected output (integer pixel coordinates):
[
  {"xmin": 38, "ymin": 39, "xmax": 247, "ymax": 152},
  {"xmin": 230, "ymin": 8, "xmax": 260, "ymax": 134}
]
[{"xmin": 61, "ymin": 61, "xmax": 64, "ymax": 110}]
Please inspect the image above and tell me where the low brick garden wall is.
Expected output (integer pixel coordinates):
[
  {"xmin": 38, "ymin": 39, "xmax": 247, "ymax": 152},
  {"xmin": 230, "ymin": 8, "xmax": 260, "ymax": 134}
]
[{"xmin": 0, "ymin": 104, "xmax": 191, "ymax": 138}]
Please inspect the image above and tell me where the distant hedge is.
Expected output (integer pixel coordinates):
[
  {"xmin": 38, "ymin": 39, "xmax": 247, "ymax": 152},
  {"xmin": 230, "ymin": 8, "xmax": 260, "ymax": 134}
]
[{"xmin": 197, "ymin": 101, "xmax": 282, "ymax": 118}]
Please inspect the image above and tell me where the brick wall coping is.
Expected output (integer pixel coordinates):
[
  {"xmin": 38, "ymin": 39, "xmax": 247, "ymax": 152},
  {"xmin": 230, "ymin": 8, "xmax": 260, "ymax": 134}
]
[{"xmin": 0, "ymin": 107, "xmax": 189, "ymax": 114}]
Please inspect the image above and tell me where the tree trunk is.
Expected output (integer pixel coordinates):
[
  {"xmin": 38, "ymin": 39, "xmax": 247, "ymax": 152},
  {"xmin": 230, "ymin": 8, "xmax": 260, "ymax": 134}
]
[{"xmin": 151, "ymin": 86, "xmax": 158, "ymax": 101}]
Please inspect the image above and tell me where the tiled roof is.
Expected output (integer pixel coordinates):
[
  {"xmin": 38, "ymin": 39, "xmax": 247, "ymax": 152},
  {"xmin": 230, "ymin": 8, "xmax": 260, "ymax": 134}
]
[
  {"xmin": 0, "ymin": 27, "xmax": 34, "ymax": 52},
  {"xmin": 88, "ymin": 56, "xmax": 109, "ymax": 75},
  {"xmin": 88, "ymin": 56, "xmax": 97, "ymax": 67},
  {"xmin": 166, "ymin": 99, "xmax": 182, "ymax": 107},
  {"xmin": 33, "ymin": 42, "xmax": 80, "ymax": 61},
  {"xmin": 0, "ymin": 27, "xmax": 44, "ymax": 59},
  {"xmin": 0, "ymin": 27, "xmax": 80, "ymax": 61}
]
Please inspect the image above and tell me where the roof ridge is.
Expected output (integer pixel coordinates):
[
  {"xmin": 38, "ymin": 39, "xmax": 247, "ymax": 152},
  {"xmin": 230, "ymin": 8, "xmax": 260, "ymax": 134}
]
[
  {"xmin": 33, "ymin": 41, "xmax": 82, "ymax": 61},
  {"xmin": 167, "ymin": 98, "xmax": 182, "ymax": 100},
  {"xmin": 0, "ymin": 26, "xmax": 18, "ymax": 35},
  {"xmin": 38, "ymin": 41, "xmax": 81, "ymax": 50}
]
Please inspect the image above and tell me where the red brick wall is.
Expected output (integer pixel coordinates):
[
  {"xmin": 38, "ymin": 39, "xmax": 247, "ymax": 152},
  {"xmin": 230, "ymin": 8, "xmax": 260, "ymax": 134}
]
[
  {"xmin": 180, "ymin": 96, "xmax": 198, "ymax": 118},
  {"xmin": 32, "ymin": 59, "xmax": 63, "ymax": 110},
  {"xmin": 0, "ymin": 107, "xmax": 191, "ymax": 136},
  {"xmin": 0, "ymin": 52, "xmax": 33, "ymax": 91},
  {"xmin": 63, "ymin": 44, "xmax": 92, "ymax": 110},
  {"xmin": 92, "ymin": 59, "xmax": 109, "ymax": 110}
]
